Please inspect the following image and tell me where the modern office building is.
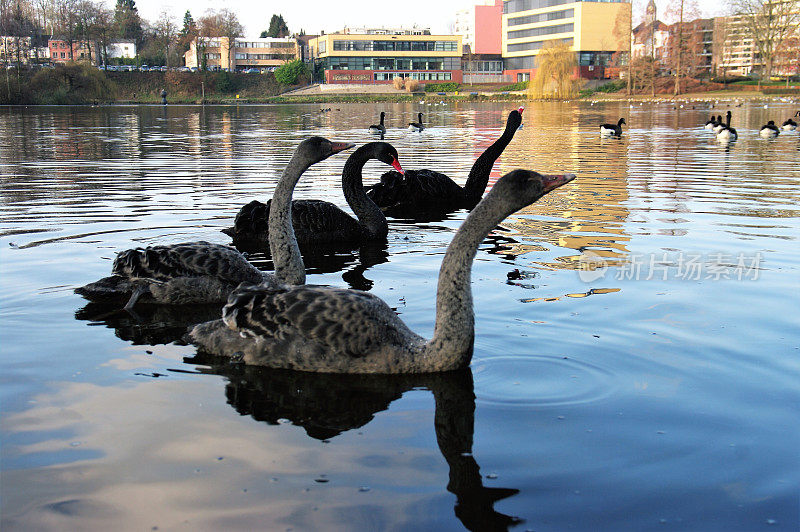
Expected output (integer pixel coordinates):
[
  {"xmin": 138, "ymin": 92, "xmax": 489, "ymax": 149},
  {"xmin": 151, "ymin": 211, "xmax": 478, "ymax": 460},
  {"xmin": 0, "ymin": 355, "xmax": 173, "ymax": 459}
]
[
  {"xmin": 502, "ymin": 0, "xmax": 631, "ymax": 81},
  {"xmin": 308, "ymin": 28, "xmax": 463, "ymax": 84},
  {"xmin": 184, "ymin": 36, "xmax": 298, "ymax": 71}
]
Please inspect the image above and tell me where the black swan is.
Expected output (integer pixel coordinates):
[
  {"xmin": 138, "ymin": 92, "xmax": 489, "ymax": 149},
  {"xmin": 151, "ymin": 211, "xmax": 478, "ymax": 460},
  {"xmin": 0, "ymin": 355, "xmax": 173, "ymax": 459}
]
[
  {"xmin": 759, "ymin": 120, "xmax": 780, "ymax": 138},
  {"xmin": 408, "ymin": 112, "xmax": 424, "ymax": 132},
  {"xmin": 369, "ymin": 112, "xmax": 386, "ymax": 135},
  {"xmin": 190, "ymin": 168, "xmax": 576, "ymax": 373},
  {"xmin": 223, "ymin": 142, "xmax": 404, "ymax": 248},
  {"xmin": 365, "ymin": 108, "xmax": 524, "ymax": 217},
  {"xmin": 76, "ymin": 137, "xmax": 353, "ymax": 308},
  {"xmin": 781, "ymin": 112, "xmax": 798, "ymax": 131},
  {"xmin": 600, "ymin": 118, "xmax": 625, "ymax": 137},
  {"xmin": 717, "ymin": 111, "xmax": 737, "ymax": 142}
]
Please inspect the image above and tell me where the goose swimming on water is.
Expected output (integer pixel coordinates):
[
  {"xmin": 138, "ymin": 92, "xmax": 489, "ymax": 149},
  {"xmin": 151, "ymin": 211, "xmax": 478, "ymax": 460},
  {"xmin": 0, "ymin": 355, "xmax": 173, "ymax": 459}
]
[
  {"xmin": 368, "ymin": 112, "xmax": 386, "ymax": 135},
  {"xmin": 190, "ymin": 168, "xmax": 576, "ymax": 373},
  {"xmin": 716, "ymin": 111, "xmax": 737, "ymax": 142},
  {"xmin": 600, "ymin": 118, "xmax": 625, "ymax": 137},
  {"xmin": 781, "ymin": 112, "xmax": 798, "ymax": 131},
  {"xmin": 704, "ymin": 115, "xmax": 717, "ymax": 129},
  {"xmin": 408, "ymin": 113, "xmax": 424, "ymax": 132},
  {"xmin": 223, "ymin": 142, "xmax": 404, "ymax": 248},
  {"xmin": 366, "ymin": 108, "xmax": 524, "ymax": 216},
  {"xmin": 759, "ymin": 120, "xmax": 780, "ymax": 138},
  {"xmin": 713, "ymin": 113, "xmax": 727, "ymax": 133},
  {"xmin": 76, "ymin": 137, "xmax": 354, "ymax": 308}
]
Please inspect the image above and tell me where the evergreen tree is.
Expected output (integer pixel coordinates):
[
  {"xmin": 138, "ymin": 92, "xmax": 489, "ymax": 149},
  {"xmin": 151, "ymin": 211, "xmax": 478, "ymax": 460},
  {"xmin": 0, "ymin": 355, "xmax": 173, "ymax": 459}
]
[
  {"xmin": 261, "ymin": 14, "xmax": 289, "ymax": 38},
  {"xmin": 114, "ymin": 0, "xmax": 143, "ymax": 45}
]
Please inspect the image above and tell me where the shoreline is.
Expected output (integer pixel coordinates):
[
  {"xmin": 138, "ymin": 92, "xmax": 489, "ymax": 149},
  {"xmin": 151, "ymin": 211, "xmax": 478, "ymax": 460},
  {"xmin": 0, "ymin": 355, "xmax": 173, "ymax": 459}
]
[{"xmin": 4, "ymin": 90, "xmax": 797, "ymax": 107}]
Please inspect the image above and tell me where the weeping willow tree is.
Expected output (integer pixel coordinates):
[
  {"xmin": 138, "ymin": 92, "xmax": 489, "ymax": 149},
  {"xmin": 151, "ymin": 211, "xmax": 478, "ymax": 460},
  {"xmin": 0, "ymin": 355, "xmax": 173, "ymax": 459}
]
[{"xmin": 528, "ymin": 40, "xmax": 582, "ymax": 100}]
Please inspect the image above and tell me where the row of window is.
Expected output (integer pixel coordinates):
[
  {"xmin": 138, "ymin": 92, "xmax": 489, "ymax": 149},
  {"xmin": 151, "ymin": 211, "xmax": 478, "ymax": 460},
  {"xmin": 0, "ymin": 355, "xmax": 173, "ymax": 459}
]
[
  {"xmin": 236, "ymin": 41, "xmax": 294, "ymax": 49},
  {"xmin": 504, "ymin": 0, "xmax": 626, "ymax": 13},
  {"xmin": 507, "ymin": 37, "xmax": 573, "ymax": 53},
  {"xmin": 331, "ymin": 40, "xmax": 458, "ymax": 52},
  {"xmin": 508, "ymin": 9, "xmax": 574, "ymax": 26},
  {"xmin": 508, "ymin": 23, "xmax": 574, "ymax": 40},
  {"xmin": 373, "ymin": 72, "xmax": 453, "ymax": 80},
  {"xmin": 463, "ymin": 60, "xmax": 504, "ymax": 73},
  {"xmin": 322, "ymin": 56, "xmax": 461, "ymax": 71},
  {"xmin": 234, "ymin": 53, "xmax": 295, "ymax": 60}
]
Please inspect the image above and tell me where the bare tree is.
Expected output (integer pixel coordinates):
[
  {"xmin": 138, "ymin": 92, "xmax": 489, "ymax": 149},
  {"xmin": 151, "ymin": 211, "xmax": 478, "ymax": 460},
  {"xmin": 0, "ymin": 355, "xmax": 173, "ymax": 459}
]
[
  {"xmin": 197, "ymin": 8, "xmax": 242, "ymax": 71},
  {"xmin": 730, "ymin": 0, "xmax": 800, "ymax": 82},
  {"xmin": 154, "ymin": 9, "xmax": 176, "ymax": 67},
  {"xmin": 612, "ymin": 1, "xmax": 633, "ymax": 95},
  {"xmin": 217, "ymin": 8, "xmax": 243, "ymax": 70},
  {"xmin": 665, "ymin": 0, "xmax": 700, "ymax": 95}
]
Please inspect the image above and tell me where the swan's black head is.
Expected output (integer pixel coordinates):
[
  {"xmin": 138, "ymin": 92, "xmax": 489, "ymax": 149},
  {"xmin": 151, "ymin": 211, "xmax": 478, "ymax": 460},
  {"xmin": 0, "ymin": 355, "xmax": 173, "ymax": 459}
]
[
  {"xmin": 618, "ymin": 118, "xmax": 626, "ymax": 126},
  {"xmin": 361, "ymin": 142, "xmax": 404, "ymax": 174},
  {"xmin": 508, "ymin": 108, "xmax": 523, "ymax": 129},
  {"xmin": 490, "ymin": 169, "xmax": 575, "ymax": 209},
  {"xmin": 726, "ymin": 110, "xmax": 732, "ymax": 118},
  {"xmin": 379, "ymin": 112, "xmax": 385, "ymax": 119},
  {"xmin": 297, "ymin": 136, "xmax": 355, "ymax": 164},
  {"xmin": 767, "ymin": 120, "xmax": 775, "ymax": 126}
]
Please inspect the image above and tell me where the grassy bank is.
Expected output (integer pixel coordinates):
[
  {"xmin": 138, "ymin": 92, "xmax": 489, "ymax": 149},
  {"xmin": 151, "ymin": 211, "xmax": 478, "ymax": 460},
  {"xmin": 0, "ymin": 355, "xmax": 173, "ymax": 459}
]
[
  {"xmin": 2, "ymin": 64, "xmax": 797, "ymax": 105},
  {"xmin": 0, "ymin": 63, "xmax": 300, "ymax": 105}
]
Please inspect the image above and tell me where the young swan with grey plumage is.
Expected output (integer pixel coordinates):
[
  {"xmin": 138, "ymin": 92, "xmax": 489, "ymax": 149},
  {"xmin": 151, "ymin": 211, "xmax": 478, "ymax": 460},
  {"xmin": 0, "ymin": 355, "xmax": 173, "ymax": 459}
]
[
  {"xmin": 190, "ymin": 168, "xmax": 576, "ymax": 373},
  {"xmin": 76, "ymin": 137, "xmax": 354, "ymax": 309}
]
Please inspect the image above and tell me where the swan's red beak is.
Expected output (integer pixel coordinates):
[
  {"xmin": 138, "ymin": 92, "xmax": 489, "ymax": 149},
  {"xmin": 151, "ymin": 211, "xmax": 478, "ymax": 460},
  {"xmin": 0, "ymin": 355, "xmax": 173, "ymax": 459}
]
[
  {"xmin": 539, "ymin": 173, "xmax": 576, "ymax": 193},
  {"xmin": 330, "ymin": 142, "xmax": 356, "ymax": 154},
  {"xmin": 518, "ymin": 107, "xmax": 524, "ymax": 115},
  {"xmin": 391, "ymin": 157, "xmax": 404, "ymax": 175}
]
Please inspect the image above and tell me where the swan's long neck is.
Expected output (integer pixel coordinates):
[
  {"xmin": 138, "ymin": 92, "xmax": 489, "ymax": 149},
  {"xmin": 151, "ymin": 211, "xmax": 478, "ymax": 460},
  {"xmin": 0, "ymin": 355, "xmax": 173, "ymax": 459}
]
[
  {"xmin": 423, "ymin": 190, "xmax": 517, "ymax": 370},
  {"xmin": 463, "ymin": 117, "xmax": 517, "ymax": 204},
  {"xmin": 341, "ymin": 147, "xmax": 388, "ymax": 239},
  {"xmin": 268, "ymin": 153, "xmax": 312, "ymax": 285}
]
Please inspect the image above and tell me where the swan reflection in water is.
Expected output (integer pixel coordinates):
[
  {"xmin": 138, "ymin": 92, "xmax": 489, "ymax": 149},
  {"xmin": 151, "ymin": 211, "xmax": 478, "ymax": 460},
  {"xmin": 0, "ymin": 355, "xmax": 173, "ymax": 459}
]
[
  {"xmin": 188, "ymin": 354, "xmax": 524, "ymax": 531},
  {"xmin": 235, "ymin": 240, "xmax": 389, "ymax": 292},
  {"xmin": 75, "ymin": 301, "xmax": 523, "ymax": 530}
]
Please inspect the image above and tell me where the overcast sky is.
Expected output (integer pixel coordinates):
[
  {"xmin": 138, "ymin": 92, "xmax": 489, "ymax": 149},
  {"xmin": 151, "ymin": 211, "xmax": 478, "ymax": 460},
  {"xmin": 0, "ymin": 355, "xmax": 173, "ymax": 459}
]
[{"xmin": 128, "ymin": 0, "xmax": 729, "ymax": 38}]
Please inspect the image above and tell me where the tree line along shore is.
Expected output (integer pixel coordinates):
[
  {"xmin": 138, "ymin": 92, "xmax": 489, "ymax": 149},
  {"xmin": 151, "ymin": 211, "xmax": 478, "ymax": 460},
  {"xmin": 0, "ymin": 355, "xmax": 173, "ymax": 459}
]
[{"xmin": 1, "ymin": 62, "xmax": 797, "ymax": 106}]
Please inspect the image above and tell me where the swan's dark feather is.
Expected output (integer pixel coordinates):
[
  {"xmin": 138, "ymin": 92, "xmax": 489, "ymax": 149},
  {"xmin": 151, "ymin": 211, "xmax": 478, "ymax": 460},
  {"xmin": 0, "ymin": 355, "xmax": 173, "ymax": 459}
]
[
  {"xmin": 367, "ymin": 169, "xmax": 464, "ymax": 211},
  {"xmin": 223, "ymin": 284, "xmax": 411, "ymax": 359},
  {"xmin": 225, "ymin": 199, "xmax": 364, "ymax": 245},
  {"xmin": 112, "ymin": 241, "xmax": 263, "ymax": 284},
  {"xmin": 366, "ymin": 110, "xmax": 523, "ymax": 215}
]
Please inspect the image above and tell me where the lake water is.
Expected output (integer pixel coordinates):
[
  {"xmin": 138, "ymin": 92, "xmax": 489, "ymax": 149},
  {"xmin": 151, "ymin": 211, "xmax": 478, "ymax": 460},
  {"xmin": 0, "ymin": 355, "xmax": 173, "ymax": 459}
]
[{"xmin": 1, "ymin": 101, "xmax": 798, "ymax": 530}]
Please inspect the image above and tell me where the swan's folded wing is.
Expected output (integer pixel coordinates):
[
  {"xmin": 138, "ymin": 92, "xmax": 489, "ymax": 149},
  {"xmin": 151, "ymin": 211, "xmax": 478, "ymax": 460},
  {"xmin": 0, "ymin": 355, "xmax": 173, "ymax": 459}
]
[
  {"xmin": 231, "ymin": 200, "xmax": 270, "ymax": 234},
  {"xmin": 223, "ymin": 285, "xmax": 411, "ymax": 358},
  {"xmin": 289, "ymin": 200, "xmax": 360, "ymax": 235},
  {"xmin": 113, "ymin": 242, "xmax": 261, "ymax": 284},
  {"xmin": 406, "ymin": 169, "xmax": 463, "ymax": 201}
]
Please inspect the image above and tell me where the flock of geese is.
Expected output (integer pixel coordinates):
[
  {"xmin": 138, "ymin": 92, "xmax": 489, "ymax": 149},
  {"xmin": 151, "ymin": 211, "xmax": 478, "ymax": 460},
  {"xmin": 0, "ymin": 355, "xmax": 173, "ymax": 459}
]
[
  {"xmin": 77, "ymin": 108, "xmax": 576, "ymax": 373},
  {"xmin": 705, "ymin": 109, "xmax": 799, "ymax": 142},
  {"xmin": 599, "ymin": 109, "xmax": 799, "ymax": 142}
]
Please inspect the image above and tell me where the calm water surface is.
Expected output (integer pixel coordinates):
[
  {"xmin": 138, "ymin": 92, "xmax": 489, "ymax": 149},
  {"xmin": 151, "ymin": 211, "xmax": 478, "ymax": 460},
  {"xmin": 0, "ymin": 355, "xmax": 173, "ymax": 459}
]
[{"xmin": 1, "ymin": 101, "xmax": 799, "ymax": 530}]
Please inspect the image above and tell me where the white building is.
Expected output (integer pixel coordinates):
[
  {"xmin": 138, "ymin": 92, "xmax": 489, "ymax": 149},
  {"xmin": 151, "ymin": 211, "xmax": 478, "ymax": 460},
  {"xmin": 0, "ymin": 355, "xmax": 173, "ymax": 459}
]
[
  {"xmin": 455, "ymin": 0, "xmax": 497, "ymax": 52},
  {"xmin": 108, "ymin": 42, "xmax": 136, "ymax": 59}
]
